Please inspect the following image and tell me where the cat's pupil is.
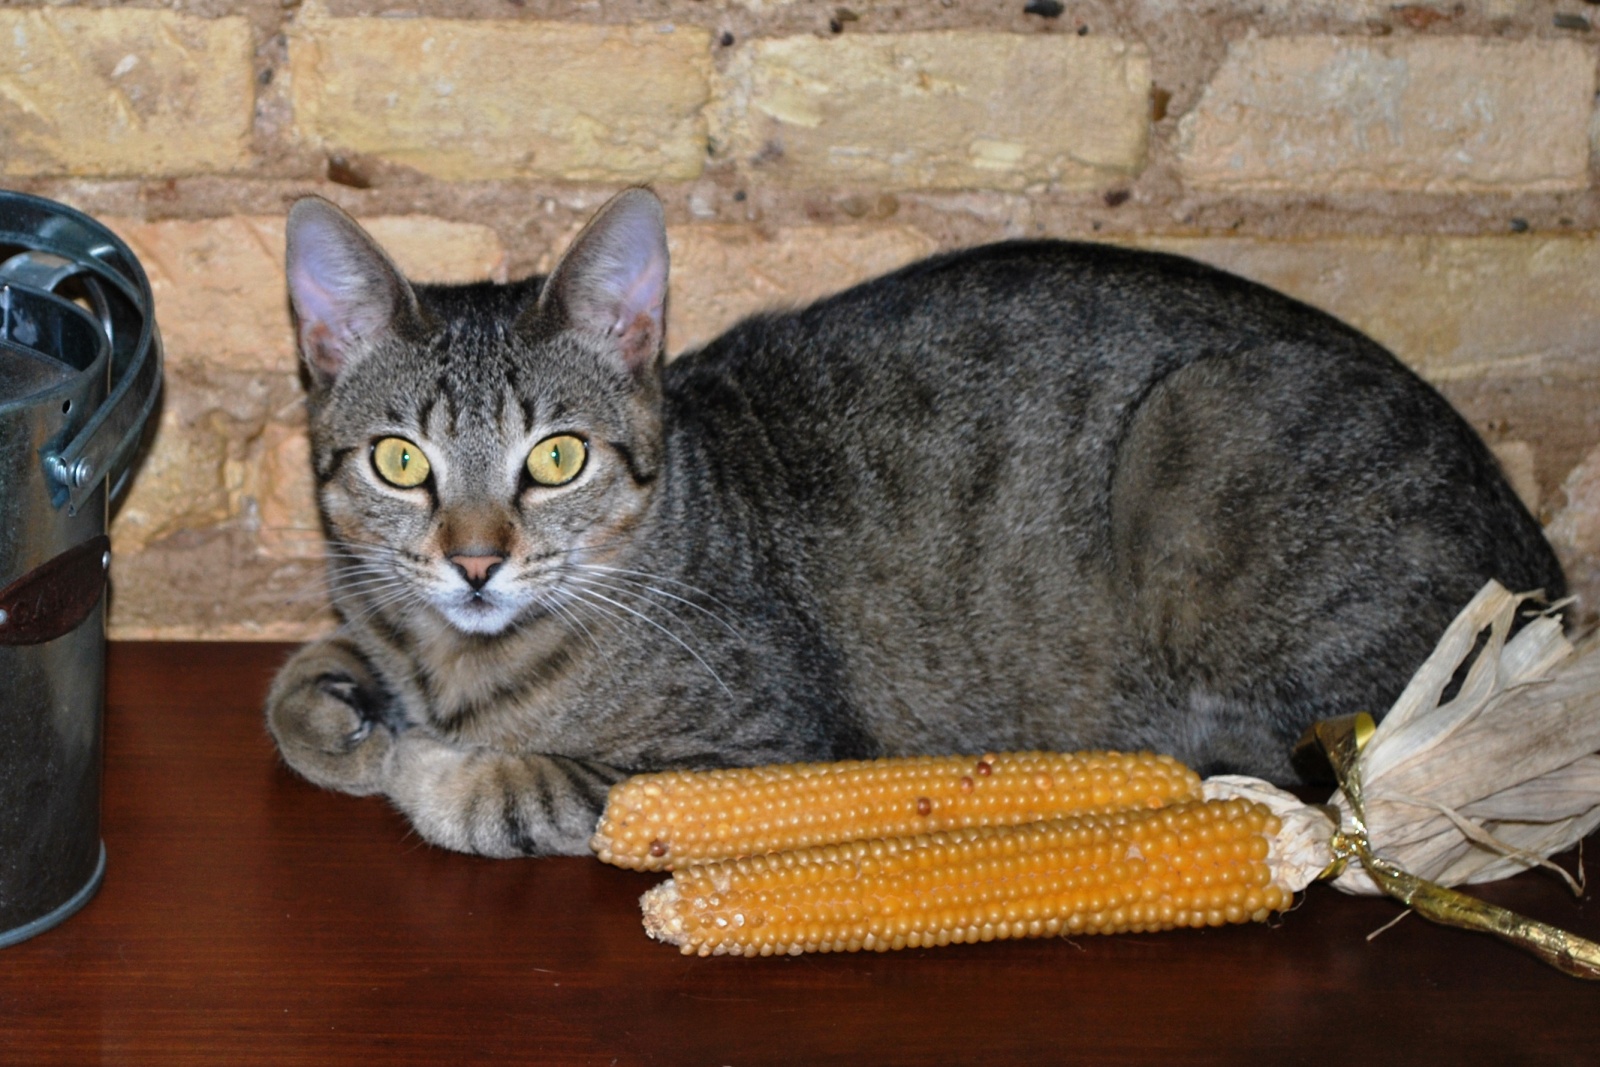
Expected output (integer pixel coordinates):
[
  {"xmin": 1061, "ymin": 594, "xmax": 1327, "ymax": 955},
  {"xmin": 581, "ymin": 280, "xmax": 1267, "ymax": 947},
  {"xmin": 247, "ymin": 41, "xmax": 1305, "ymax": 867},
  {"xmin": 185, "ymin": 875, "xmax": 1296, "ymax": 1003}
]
[{"xmin": 400, "ymin": 450, "xmax": 411, "ymax": 469}]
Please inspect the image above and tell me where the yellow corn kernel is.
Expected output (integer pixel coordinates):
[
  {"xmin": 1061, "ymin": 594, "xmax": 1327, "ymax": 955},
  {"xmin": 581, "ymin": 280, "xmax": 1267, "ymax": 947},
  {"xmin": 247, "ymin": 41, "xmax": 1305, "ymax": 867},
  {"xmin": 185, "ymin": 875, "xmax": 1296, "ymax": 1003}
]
[
  {"xmin": 592, "ymin": 750, "xmax": 1202, "ymax": 870},
  {"xmin": 640, "ymin": 798, "xmax": 1290, "ymax": 956}
]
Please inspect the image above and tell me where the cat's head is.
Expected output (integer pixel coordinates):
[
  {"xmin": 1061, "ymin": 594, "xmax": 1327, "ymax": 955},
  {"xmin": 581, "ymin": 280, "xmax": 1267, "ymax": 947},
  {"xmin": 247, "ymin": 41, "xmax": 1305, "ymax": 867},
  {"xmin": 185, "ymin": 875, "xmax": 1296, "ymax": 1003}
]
[{"xmin": 285, "ymin": 188, "xmax": 670, "ymax": 637}]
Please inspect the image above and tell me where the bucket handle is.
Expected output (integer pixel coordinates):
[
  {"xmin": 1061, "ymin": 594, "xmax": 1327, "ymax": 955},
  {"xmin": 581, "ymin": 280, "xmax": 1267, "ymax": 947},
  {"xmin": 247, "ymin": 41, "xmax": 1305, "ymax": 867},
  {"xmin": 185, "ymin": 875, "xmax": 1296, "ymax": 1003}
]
[{"xmin": 0, "ymin": 250, "xmax": 163, "ymax": 516}]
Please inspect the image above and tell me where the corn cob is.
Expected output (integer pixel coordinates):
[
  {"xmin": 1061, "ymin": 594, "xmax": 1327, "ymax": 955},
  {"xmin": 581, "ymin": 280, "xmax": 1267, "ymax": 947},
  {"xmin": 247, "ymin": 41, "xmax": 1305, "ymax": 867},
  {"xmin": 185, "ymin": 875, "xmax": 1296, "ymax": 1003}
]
[
  {"xmin": 641, "ymin": 797, "xmax": 1290, "ymax": 956},
  {"xmin": 593, "ymin": 751, "xmax": 1202, "ymax": 871}
]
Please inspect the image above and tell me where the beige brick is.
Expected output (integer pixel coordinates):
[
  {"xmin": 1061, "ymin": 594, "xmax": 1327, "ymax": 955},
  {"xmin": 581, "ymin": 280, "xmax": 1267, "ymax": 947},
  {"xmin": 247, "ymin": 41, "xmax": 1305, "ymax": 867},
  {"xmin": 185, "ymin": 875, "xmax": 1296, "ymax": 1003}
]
[
  {"xmin": 1141, "ymin": 0, "xmax": 1378, "ymax": 11},
  {"xmin": 1127, "ymin": 236, "xmax": 1600, "ymax": 382},
  {"xmin": 1488, "ymin": 440, "xmax": 1539, "ymax": 515},
  {"xmin": 1142, "ymin": 0, "xmax": 1516, "ymax": 14},
  {"xmin": 365, "ymin": 218, "xmax": 513, "ymax": 285},
  {"xmin": 110, "ymin": 401, "xmax": 234, "ymax": 557},
  {"xmin": 108, "ymin": 215, "xmax": 507, "ymax": 373},
  {"xmin": 290, "ymin": 5, "xmax": 712, "ymax": 182},
  {"xmin": 108, "ymin": 366, "xmax": 332, "ymax": 637},
  {"xmin": 108, "ymin": 524, "xmax": 334, "ymax": 641},
  {"xmin": 719, "ymin": 33, "xmax": 1149, "ymax": 190},
  {"xmin": 665, "ymin": 224, "xmax": 937, "ymax": 354},
  {"xmin": 1547, "ymin": 442, "xmax": 1600, "ymax": 618},
  {"xmin": 0, "ymin": 9, "xmax": 253, "ymax": 178},
  {"xmin": 110, "ymin": 365, "xmax": 297, "ymax": 551},
  {"xmin": 1177, "ymin": 38, "xmax": 1595, "ymax": 193},
  {"xmin": 253, "ymin": 416, "xmax": 323, "ymax": 562}
]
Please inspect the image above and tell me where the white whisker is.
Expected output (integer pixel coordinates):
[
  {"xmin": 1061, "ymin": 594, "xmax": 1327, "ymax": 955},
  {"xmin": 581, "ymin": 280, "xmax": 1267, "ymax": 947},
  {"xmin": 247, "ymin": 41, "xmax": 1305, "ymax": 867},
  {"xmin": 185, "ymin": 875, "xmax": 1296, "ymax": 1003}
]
[
  {"xmin": 571, "ymin": 564, "xmax": 742, "ymax": 638},
  {"xmin": 566, "ymin": 573, "xmax": 692, "ymax": 626},
  {"xmin": 579, "ymin": 562, "xmax": 740, "ymax": 616},
  {"xmin": 565, "ymin": 584, "xmax": 733, "ymax": 696},
  {"xmin": 526, "ymin": 592, "xmax": 604, "ymax": 654},
  {"xmin": 339, "ymin": 581, "xmax": 424, "ymax": 629}
]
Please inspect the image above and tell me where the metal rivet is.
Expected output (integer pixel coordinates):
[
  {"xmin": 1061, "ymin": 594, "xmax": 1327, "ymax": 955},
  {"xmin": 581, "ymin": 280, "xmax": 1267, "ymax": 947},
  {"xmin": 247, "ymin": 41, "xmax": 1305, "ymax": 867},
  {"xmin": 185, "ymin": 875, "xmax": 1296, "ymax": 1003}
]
[
  {"xmin": 102, "ymin": 551, "xmax": 111, "ymax": 570},
  {"xmin": 70, "ymin": 459, "xmax": 93, "ymax": 487}
]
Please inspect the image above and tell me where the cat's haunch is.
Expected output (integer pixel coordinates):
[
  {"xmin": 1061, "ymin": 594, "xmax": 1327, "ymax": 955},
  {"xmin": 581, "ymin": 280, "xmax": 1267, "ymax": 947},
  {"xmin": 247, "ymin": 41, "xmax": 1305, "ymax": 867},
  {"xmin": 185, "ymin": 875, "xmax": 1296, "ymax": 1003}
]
[{"xmin": 266, "ymin": 188, "xmax": 1564, "ymax": 858}]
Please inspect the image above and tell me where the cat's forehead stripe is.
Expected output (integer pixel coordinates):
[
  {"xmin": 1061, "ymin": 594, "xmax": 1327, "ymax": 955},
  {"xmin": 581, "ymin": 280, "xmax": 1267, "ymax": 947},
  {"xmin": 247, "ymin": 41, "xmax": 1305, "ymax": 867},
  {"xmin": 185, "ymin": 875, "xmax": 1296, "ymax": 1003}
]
[{"xmin": 505, "ymin": 363, "xmax": 537, "ymax": 434}]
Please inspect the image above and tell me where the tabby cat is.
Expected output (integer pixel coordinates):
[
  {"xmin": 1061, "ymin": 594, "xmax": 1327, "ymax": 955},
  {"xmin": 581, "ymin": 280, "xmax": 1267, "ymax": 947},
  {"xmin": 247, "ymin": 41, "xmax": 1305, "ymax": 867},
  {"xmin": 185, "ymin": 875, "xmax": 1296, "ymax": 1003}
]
[{"xmin": 266, "ymin": 188, "xmax": 1564, "ymax": 857}]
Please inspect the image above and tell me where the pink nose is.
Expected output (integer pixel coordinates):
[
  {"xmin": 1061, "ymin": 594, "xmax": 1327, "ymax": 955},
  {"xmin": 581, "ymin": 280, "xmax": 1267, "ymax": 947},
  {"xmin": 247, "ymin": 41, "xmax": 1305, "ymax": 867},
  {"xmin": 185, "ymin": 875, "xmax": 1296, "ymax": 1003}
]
[{"xmin": 449, "ymin": 554, "xmax": 505, "ymax": 589}]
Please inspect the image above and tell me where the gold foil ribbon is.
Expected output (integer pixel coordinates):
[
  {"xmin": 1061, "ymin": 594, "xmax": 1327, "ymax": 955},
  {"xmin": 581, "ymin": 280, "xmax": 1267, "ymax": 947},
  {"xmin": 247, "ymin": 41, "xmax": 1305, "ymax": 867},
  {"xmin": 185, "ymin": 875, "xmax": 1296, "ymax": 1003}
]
[{"xmin": 1311, "ymin": 713, "xmax": 1600, "ymax": 981}]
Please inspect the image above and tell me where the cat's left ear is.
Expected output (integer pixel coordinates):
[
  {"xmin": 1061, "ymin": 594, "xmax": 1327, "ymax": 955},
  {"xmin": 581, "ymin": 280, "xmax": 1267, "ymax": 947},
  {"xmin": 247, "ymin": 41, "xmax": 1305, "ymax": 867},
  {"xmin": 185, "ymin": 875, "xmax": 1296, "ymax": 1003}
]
[{"xmin": 533, "ymin": 187, "xmax": 668, "ymax": 373}]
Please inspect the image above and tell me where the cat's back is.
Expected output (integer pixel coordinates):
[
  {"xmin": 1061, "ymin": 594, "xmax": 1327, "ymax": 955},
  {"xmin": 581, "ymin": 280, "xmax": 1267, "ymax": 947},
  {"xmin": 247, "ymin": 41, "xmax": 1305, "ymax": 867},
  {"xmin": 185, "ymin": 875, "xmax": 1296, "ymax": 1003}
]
[
  {"xmin": 659, "ymin": 238, "xmax": 1412, "ymax": 542},
  {"xmin": 656, "ymin": 238, "xmax": 1564, "ymax": 776},
  {"xmin": 665, "ymin": 239, "xmax": 1389, "ymax": 448}
]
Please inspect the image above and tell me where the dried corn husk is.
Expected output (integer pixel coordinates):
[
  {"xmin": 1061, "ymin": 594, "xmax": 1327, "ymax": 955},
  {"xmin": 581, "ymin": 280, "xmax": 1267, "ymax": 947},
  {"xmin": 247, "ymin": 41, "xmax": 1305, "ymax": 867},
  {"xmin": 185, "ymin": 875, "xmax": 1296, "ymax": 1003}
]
[
  {"xmin": 1329, "ymin": 582, "xmax": 1600, "ymax": 894},
  {"xmin": 1205, "ymin": 580, "xmax": 1600, "ymax": 977},
  {"xmin": 1208, "ymin": 580, "xmax": 1600, "ymax": 900}
]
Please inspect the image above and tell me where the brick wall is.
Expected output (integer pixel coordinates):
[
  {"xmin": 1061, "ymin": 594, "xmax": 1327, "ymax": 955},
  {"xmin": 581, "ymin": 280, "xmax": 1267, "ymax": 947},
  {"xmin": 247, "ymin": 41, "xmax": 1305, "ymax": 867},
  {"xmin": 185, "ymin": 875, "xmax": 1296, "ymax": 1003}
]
[{"xmin": 5, "ymin": 1, "xmax": 1599, "ymax": 638}]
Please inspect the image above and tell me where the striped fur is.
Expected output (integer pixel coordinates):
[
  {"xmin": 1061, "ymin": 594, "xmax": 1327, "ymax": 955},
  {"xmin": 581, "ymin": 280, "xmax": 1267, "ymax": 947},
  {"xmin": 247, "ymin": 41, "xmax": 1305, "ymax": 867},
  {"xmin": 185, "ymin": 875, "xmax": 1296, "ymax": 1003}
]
[{"xmin": 266, "ymin": 190, "xmax": 1565, "ymax": 857}]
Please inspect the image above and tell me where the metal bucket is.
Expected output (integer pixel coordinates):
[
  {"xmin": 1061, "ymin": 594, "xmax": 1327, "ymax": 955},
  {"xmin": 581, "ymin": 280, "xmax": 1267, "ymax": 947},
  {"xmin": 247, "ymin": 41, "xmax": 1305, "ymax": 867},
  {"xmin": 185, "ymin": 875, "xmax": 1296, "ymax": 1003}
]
[{"xmin": 0, "ymin": 192, "xmax": 162, "ymax": 947}]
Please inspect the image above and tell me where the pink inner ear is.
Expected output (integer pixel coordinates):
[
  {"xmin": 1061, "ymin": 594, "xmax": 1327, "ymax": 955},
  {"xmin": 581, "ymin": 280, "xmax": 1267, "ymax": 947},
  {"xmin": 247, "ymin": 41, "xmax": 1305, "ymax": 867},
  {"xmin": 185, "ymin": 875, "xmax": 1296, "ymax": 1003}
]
[
  {"xmin": 285, "ymin": 200, "xmax": 418, "ymax": 385},
  {"xmin": 300, "ymin": 321, "xmax": 342, "ymax": 380},
  {"xmin": 616, "ymin": 248, "xmax": 666, "ymax": 325},
  {"xmin": 617, "ymin": 309, "xmax": 662, "ymax": 369},
  {"xmin": 291, "ymin": 263, "xmax": 356, "ymax": 381},
  {"xmin": 540, "ymin": 189, "xmax": 670, "ymax": 371},
  {"xmin": 601, "ymin": 241, "xmax": 666, "ymax": 370},
  {"xmin": 288, "ymin": 259, "xmax": 351, "ymax": 335}
]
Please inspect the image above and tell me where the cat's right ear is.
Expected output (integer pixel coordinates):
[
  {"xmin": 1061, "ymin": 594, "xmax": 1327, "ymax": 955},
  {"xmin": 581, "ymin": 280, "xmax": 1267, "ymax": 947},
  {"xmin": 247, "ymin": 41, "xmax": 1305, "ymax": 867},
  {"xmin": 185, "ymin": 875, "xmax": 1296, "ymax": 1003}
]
[{"xmin": 285, "ymin": 197, "xmax": 419, "ymax": 387}]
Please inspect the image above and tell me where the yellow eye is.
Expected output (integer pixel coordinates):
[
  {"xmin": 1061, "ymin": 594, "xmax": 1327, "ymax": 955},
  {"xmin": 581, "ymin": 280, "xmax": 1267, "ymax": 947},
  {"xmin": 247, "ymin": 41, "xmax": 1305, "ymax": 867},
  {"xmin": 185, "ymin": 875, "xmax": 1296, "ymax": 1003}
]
[
  {"xmin": 372, "ymin": 437, "xmax": 431, "ymax": 488},
  {"xmin": 527, "ymin": 434, "xmax": 587, "ymax": 487}
]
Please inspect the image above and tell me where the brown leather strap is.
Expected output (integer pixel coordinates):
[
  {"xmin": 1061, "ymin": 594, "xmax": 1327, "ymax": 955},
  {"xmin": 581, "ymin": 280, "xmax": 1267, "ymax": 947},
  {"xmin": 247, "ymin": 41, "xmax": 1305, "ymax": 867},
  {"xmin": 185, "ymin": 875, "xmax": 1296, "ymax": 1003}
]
[{"xmin": 0, "ymin": 535, "xmax": 109, "ymax": 645}]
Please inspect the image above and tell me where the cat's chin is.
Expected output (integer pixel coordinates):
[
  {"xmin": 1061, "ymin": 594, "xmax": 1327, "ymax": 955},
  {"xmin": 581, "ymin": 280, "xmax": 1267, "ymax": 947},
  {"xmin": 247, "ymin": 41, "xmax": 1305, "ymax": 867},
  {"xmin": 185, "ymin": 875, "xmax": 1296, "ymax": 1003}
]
[{"xmin": 436, "ymin": 596, "xmax": 522, "ymax": 637}]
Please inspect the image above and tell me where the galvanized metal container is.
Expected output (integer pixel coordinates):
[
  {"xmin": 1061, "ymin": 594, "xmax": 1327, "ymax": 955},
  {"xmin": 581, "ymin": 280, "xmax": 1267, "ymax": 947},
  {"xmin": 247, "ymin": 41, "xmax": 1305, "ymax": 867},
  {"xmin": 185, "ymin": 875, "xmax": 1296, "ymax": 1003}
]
[{"xmin": 0, "ymin": 192, "xmax": 162, "ymax": 947}]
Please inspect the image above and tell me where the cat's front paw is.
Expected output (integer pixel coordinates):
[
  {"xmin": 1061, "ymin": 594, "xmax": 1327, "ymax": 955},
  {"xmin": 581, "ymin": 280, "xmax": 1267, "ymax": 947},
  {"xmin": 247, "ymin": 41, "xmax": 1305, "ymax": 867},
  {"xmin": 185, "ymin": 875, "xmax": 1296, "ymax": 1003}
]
[
  {"xmin": 381, "ymin": 736, "xmax": 622, "ymax": 858},
  {"xmin": 266, "ymin": 639, "xmax": 394, "ymax": 796}
]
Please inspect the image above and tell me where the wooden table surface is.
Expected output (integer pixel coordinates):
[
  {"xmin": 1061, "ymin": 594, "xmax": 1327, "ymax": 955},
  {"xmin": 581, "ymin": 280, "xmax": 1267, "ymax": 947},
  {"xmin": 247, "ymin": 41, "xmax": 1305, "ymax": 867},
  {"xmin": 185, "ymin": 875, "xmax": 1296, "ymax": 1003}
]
[{"xmin": 2, "ymin": 641, "xmax": 1598, "ymax": 1065}]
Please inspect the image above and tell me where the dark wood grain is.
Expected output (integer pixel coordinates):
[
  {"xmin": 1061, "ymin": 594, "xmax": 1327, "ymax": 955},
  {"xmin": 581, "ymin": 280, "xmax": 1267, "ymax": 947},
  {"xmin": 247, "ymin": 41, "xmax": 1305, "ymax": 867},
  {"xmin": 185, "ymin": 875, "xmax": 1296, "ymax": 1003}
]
[{"xmin": 2, "ymin": 641, "xmax": 1597, "ymax": 1065}]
